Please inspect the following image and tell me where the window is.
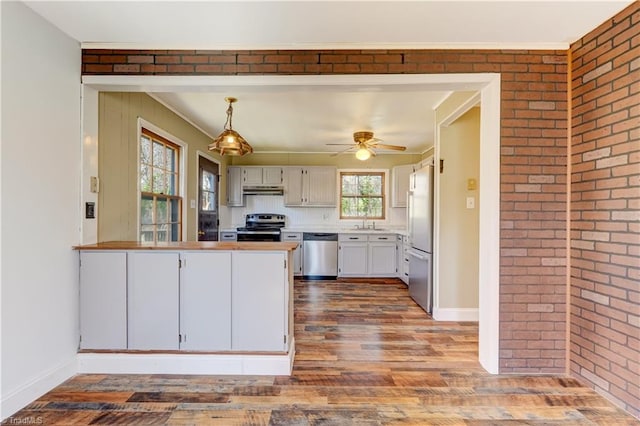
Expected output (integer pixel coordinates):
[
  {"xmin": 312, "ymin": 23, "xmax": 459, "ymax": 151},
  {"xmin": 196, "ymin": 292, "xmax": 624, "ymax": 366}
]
[
  {"xmin": 139, "ymin": 128, "xmax": 182, "ymax": 242},
  {"xmin": 340, "ymin": 172, "xmax": 385, "ymax": 219}
]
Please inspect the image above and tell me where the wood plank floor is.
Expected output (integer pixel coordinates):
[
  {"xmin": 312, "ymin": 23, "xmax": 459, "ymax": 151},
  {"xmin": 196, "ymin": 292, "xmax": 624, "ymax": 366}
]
[{"xmin": 9, "ymin": 279, "xmax": 637, "ymax": 425}]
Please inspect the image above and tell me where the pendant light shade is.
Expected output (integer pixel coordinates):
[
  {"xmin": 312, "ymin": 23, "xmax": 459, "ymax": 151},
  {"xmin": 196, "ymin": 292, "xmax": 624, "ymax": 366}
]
[{"xmin": 208, "ymin": 97, "xmax": 253, "ymax": 156}]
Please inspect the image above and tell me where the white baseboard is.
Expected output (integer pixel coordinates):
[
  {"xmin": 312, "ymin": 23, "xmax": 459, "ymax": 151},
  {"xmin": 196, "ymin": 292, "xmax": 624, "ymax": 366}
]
[
  {"xmin": 78, "ymin": 339, "xmax": 296, "ymax": 376},
  {"xmin": 1, "ymin": 356, "xmax": 77, "ymax": 421},
  {"xmin": 432, "ymin": 307, "xmax": 479, "ymax": 322}
]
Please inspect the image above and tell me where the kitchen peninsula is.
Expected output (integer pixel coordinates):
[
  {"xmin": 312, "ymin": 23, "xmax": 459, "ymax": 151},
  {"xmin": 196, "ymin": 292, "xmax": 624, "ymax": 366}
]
[{"xmin": 74, "ymin": 241, "xmax": 298, "ymax": 375}]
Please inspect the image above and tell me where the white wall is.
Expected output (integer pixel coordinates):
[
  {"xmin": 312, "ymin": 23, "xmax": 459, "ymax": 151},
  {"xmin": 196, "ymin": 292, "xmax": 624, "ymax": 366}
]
[{"xmin": 1, "ymin": 2, "xmax": 81, "ymax": 419}]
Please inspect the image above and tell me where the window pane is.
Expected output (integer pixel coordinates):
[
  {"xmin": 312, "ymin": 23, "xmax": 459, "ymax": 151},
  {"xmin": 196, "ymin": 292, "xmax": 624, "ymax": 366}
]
[
  {"xmin": 141, "ymin": 196, "xmax": 154, "ymax": 225},
  {"xmin": 165, "ymin": 173, "xmax": 176, "ymax": 196},
  {"xmin": 156, "ymin": 224, "xmax": 169, "ymax": 242},
  {"xmin": 140, "ymin": 164, "xmax": 151, "ymax": 192},
  {"xmin": 140, "ymin": 225, "xmax": 154, "ymax": 242},
  {"xmin": 140, "ymin": 136, "xmax": 151, "ymax": 164},
  {"xmin": 153, "ymin": 167, "xmax": 166, "ymax": 194},
  {"xmin": 342, "ymin": 175, "xmax": 357, "ymax": 195},
  {"xmin": 166, "ymin": 146, "xmax": 176, "ymax": 173},
  {"xmin": 170, "ymin": 198, "xmax": 180, "ymax": 222},
  {"xmin": 156, "ymin": 197, "xmax": 168, "ymax": 223},
  {"xmin": 153, "ymin": 141, "xmax": 165, "ymax": 169},
  {"xmin": 369, "ymin": 197, "xmax": 383, "ymax": 217},
  {"xmin": 341, "ymin": 197, "xmax": 357, "ymax": 217},
  {"xmin": 202, "ymin": 170, "xmax": 215, "ymax": 191},
  {"xmin": 171, "ymin": 223, "xmax": 180, "ymax": 241},
  {"xmin": 201, "ymin": 191, "xmax": 216, "ymax": 212}
]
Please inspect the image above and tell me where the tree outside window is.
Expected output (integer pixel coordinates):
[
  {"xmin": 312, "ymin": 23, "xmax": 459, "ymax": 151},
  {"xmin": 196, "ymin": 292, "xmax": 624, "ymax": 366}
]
[
  {"xmin": 139, "ymin": 129, "xmax": 182, "ymax": 242},
  {"xmin": 340, "ymin": 172, "xmax": 385, "ymax": 219}
]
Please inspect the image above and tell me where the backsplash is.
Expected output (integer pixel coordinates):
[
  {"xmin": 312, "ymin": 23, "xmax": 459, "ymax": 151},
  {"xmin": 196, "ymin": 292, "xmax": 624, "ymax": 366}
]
[{"xmin": 220, "ymin": 195, "xmax": 407, "ymax": 229}]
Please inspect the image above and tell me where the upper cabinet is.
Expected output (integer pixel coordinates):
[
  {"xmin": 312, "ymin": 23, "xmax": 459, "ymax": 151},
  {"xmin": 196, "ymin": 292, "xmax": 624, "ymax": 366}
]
[
  {"xmin": 242, "ymin": 166, "xmax": 283, "ymax": 185},
  {"xmin": 227, "ymin": 166, "xmax": 244, "ymax": 207},
  {"xmin": 391, "ymin": 164, "xmax": 416, "ymax": 208},
  {"xmin": 284, "ymin": 166, "xmax": 336, "ymax": 207}
]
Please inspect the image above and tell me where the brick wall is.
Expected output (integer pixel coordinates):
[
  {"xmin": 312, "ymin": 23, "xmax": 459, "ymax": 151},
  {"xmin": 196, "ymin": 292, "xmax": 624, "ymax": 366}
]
[
  {"xmin": 82, "ymin": 49, "xmax": 569, "ymax": 373},
  {"xmin": 570, "ymin": 2, "xmax": 639, "ymax": 417}
]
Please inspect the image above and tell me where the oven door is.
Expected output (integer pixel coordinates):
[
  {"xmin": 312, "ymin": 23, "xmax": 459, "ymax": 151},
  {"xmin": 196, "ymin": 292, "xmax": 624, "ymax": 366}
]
[{"xmin": 236, "ymin": 231, "xmax": 281, "ymax": 242}]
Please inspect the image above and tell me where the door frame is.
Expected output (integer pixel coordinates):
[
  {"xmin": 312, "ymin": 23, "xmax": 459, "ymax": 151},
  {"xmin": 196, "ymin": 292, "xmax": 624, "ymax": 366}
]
[
  {"xmin": 196, "ymin": 150, "xmax": 221, "ymax": 241},
  {"xmin": 80, "ymin": 73, "xmax": 501, "ymax": 374}
]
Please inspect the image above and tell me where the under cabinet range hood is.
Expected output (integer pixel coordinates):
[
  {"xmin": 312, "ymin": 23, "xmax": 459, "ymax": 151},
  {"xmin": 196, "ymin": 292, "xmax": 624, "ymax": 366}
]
[{"xmin": 242, "ymin": 185, "xmax": 284, "ymax": 196}]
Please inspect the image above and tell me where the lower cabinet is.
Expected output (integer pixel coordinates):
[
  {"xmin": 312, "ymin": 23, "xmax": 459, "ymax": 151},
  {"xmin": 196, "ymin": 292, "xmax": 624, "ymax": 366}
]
[
  {"xmin": 180, "ymin": 251, "xmax": 232, "ymax": 350},
  {"xmin": 79, "ymin": 250, "xmax": 288, "ymax": 352},
  {"xmin": 338, "ymin": 234, "xmax": 397, "ymax": 277},
  {"xmin": 128, "ymin": 252, "xmax": 180, "ymax": 350},
  {"xmin": 281, "ymin": 232, "xmax": 303, "ymax": 276},
  {"xmin": 232, "ymin": 252, "xmax": 287, "ymax": 351},
  {"xmin": 79, "ymin": 251, "xmax": 127, "ymax": 350}
]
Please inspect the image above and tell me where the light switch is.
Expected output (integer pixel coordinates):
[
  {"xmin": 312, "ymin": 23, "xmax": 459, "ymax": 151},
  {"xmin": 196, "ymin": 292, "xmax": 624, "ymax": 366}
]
[
  {"xmin": 466, "ymin": 196, "xmax": 475, "ymax": 209},
  {"xmin": 90, "ymin": 176, "xmax": 99, "ymax": 193},
  {"xmin": 190, "ymin": 199, "xmax": 196, "ymax": 209}
]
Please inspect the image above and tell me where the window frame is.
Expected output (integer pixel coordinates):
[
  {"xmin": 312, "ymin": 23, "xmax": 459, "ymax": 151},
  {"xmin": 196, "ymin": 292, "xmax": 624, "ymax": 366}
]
[
  {"xmin": 137, "ymin": 121, "xmax": 187, "ymax": 243},
  {"xmin": 339, "ymin": 170, "xmax": 387, "ymax": 220}
]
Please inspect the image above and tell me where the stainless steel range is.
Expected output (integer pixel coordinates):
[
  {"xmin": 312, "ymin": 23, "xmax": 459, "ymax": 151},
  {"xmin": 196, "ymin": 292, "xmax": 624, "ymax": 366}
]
[{"xmin": 236, "ymin": 213, "xmax": 286, "ymax": 242}]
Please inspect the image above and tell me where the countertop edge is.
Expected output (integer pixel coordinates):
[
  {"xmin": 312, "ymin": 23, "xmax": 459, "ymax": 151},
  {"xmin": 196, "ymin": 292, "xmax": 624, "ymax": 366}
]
[{"xmin": 74, "ymin": 241, "xmax": 299, "ymax": 251}]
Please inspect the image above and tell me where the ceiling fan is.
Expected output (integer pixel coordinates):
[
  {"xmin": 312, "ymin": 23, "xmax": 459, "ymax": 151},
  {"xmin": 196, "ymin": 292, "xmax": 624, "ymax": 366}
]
[{"xmin": 328, "ymin": 131, "xmax": 406, "ymax": 160}]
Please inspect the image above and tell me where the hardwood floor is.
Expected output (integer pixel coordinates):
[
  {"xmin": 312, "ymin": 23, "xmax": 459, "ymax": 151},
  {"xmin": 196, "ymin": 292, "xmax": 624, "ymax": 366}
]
[{"xmin": 8, "ymin": 279, "xmax": 637, "ymax": 425}]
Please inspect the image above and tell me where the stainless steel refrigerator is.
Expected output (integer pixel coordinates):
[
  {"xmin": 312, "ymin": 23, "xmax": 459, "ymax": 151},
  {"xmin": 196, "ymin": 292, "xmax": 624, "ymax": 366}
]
[{"xmin": 407, "ymin": 164, "xmax": 434, "ymax": 314}]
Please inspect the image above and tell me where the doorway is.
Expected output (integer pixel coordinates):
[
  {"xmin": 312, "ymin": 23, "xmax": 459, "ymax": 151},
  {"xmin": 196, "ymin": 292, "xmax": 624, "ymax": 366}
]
[{"xmin": 197, "ymin": 155, "xmax": 219, "ymax": 241}]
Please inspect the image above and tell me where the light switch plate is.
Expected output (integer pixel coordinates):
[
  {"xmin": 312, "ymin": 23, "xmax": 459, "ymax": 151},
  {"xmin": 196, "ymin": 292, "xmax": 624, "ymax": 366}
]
[
  {"xmin": 466, "ymin": 196, "xmax": 475, "ymax": 209},
  {"xmin": 190, "ymin": 199, "xmax": 196, "ymax": 209}
]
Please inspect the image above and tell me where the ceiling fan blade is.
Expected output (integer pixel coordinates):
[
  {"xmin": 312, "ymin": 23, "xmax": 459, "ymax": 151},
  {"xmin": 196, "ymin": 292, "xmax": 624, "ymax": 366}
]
[
  {"xmin": 326, "ymin": 143, "xmax": 355, "ymax": 146},
  {"xmin": 330, "ymin": 145, "xmax": 356, "ymax": 157},
  {"xmin": 373, "ymin": 143, "xmax": 406, "ymax": 151}
]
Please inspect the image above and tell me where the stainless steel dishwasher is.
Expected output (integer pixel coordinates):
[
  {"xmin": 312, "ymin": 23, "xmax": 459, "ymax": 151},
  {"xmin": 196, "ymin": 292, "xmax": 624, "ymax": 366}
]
[{"xmin": 302, "ymin": 233, "xmax": 338, "ymax": 279}]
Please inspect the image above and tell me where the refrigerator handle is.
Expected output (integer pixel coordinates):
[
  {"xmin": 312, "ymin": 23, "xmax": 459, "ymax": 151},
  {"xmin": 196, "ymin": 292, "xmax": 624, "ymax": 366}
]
[{"xmin": 407, "ymin": 249, "xmax": 428, "ymax": 260}]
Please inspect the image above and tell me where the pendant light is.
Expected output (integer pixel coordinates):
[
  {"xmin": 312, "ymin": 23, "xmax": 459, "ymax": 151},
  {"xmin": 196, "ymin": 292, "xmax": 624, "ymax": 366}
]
[{"xmin": 208, "ymin": 97, "xmax": 253, "ymax": 156}]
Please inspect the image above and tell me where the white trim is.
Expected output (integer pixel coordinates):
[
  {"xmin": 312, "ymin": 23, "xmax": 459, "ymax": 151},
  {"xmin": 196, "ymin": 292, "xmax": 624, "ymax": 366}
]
[
  {"xmin": 77, "ymin": 341, "xmax": 295, "ymax": 376},
  {"xmin": 82, "ymin": 73, "xmax": 501, "ymax": 374},
  {"xmin": 137, "ymin": 118, "xmax": 189, "ymax": 242},
  {"xmin": 440, "ymin": 93, "xmax": 482, "ymax": 127},
  {"xmin": 195, "ymin": 150, "xmax": 222, "ymax": 238},
  {"xmin": 432, "ymin": 308, "xmax": 479, "ymax": 322},
  {"xmin": 478, "ymin": 77, "xmax": 501, "ymax": 374},
  {"xmin": 80, "ymin": 42, "xmax": 572, "ymax": 51},
  {"xmin": 80, "ymin": 85, "xmax": 99, "ymax": 244},
  {"xmin": 1, "ymin": 357, "xmax": 77, "ymax": 421}
]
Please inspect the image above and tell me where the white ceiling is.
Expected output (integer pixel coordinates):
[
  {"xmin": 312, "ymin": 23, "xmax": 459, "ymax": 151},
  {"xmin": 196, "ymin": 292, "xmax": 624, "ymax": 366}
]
[{"xmin": 24, "ymin": 1, "xmax": 633, "ymax": 155}]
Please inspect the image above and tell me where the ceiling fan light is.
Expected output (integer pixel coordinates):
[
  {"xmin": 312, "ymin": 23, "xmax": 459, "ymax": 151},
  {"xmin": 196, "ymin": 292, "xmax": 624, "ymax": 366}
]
[{"xmin": 355, "ymin": 147, "xmax": 371, "ymax": 161}]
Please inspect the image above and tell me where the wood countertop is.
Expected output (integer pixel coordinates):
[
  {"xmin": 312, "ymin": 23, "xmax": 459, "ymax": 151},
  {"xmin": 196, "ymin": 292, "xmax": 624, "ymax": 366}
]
[{"xmin": 74, "ymin": 241, "xmax": 299, "ymax": 251}]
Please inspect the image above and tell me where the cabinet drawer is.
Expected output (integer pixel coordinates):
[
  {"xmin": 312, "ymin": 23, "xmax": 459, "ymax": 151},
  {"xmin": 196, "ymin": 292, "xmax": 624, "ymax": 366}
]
[
  {"xmin": 339, "ymin": 234, "xmax": 367, "ymax": 242},
  {"xmin": 220, "ymin": 232, "xmax": 237, "ymax": 241},
  {"xmin": 281, "ymin": 232, "xmax": 302, "ymax": 241},
  {"xmin": 368, "ymin": 234, "xmax": 395, "ymax": 242}
]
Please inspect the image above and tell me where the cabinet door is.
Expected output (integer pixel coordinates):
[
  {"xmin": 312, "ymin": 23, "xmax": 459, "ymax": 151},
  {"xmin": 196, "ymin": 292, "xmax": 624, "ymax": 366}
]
[
  {"xmin": 242, "ymin": 167, "xmax": 263, "ymax": 185},
  {"xmin": 232, "ymin": 252, "xmax": 286, "ymax": 351},
  {"xmin": 338, "ymin": 242, "xmax": 368, "ymax": 276},
  {"xmin": 283, "ymin": 167, "xmax": 304, "ymax": 206},
  {"xmin": 368, "ymin": 242, "xmax": 397, "ymax": 276},
  {"xmin": 79, "ymin": 251, "xmax": 127, "ymax": 350},
  {"xmin": 128, "ymin": 252, "xmax": 180, "ymax": 350},
  {"xmin": 180, "ymin": 252, "xmax": 232, "ymax": 350},
  {"xmin": 392, "ymin": 164, "xmax": 414, "ymax": 208},
  {"xmin": 262, "ymin": 167, "xmax": 283, "ymax": 185},
  {"xmin": 281, "ymin": 233, "xmax": 303, "ymax": 275},
  {"xmin": 306, "ymin": 167, "xmax": 336, "ymax": 206},
  {"xmin": 227, "ymin": 166, "xmax": 244, "ymax": 206}
]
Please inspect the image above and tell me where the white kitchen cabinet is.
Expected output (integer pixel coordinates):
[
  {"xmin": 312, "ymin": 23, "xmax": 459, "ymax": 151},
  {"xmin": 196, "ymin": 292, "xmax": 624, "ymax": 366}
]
[
  {"xmin": 284, "ymin": 166, "xmax": 336, "ymax": 207},
  {"xmin": 128, "ymin": 251, "xmax": 180, "ymax": 350},
  {"xmin": 242, "ymin": 166, "xmax": 283, "ymax": 185},
  {"xmin": 79, "ymin": 251, "xmax": 127, "ymax": 350},
  {"xmin": 368, "ymin": 234, "xmax": 397, "ymax": 277},
  {"xmin": 227, "ymin": 166, "xmax": 244, "ymax": 206},
  {"xmin": 232, "ymin": 251, "xmax": 287, "ymax": 351},
  {"xmin": 179, "ymin": 252, "xmax": 232, "ymax": 350},
  {"xmin": 338, "ymin": 234, "xmax": 368, "ymax": 277},
  {"xmin": 281, "ymin": 232, "xmax": 303, "ymax": 276},
  {"xmin": 391, "ymin": 164, "xmax": 415, "ymax": 208}
]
